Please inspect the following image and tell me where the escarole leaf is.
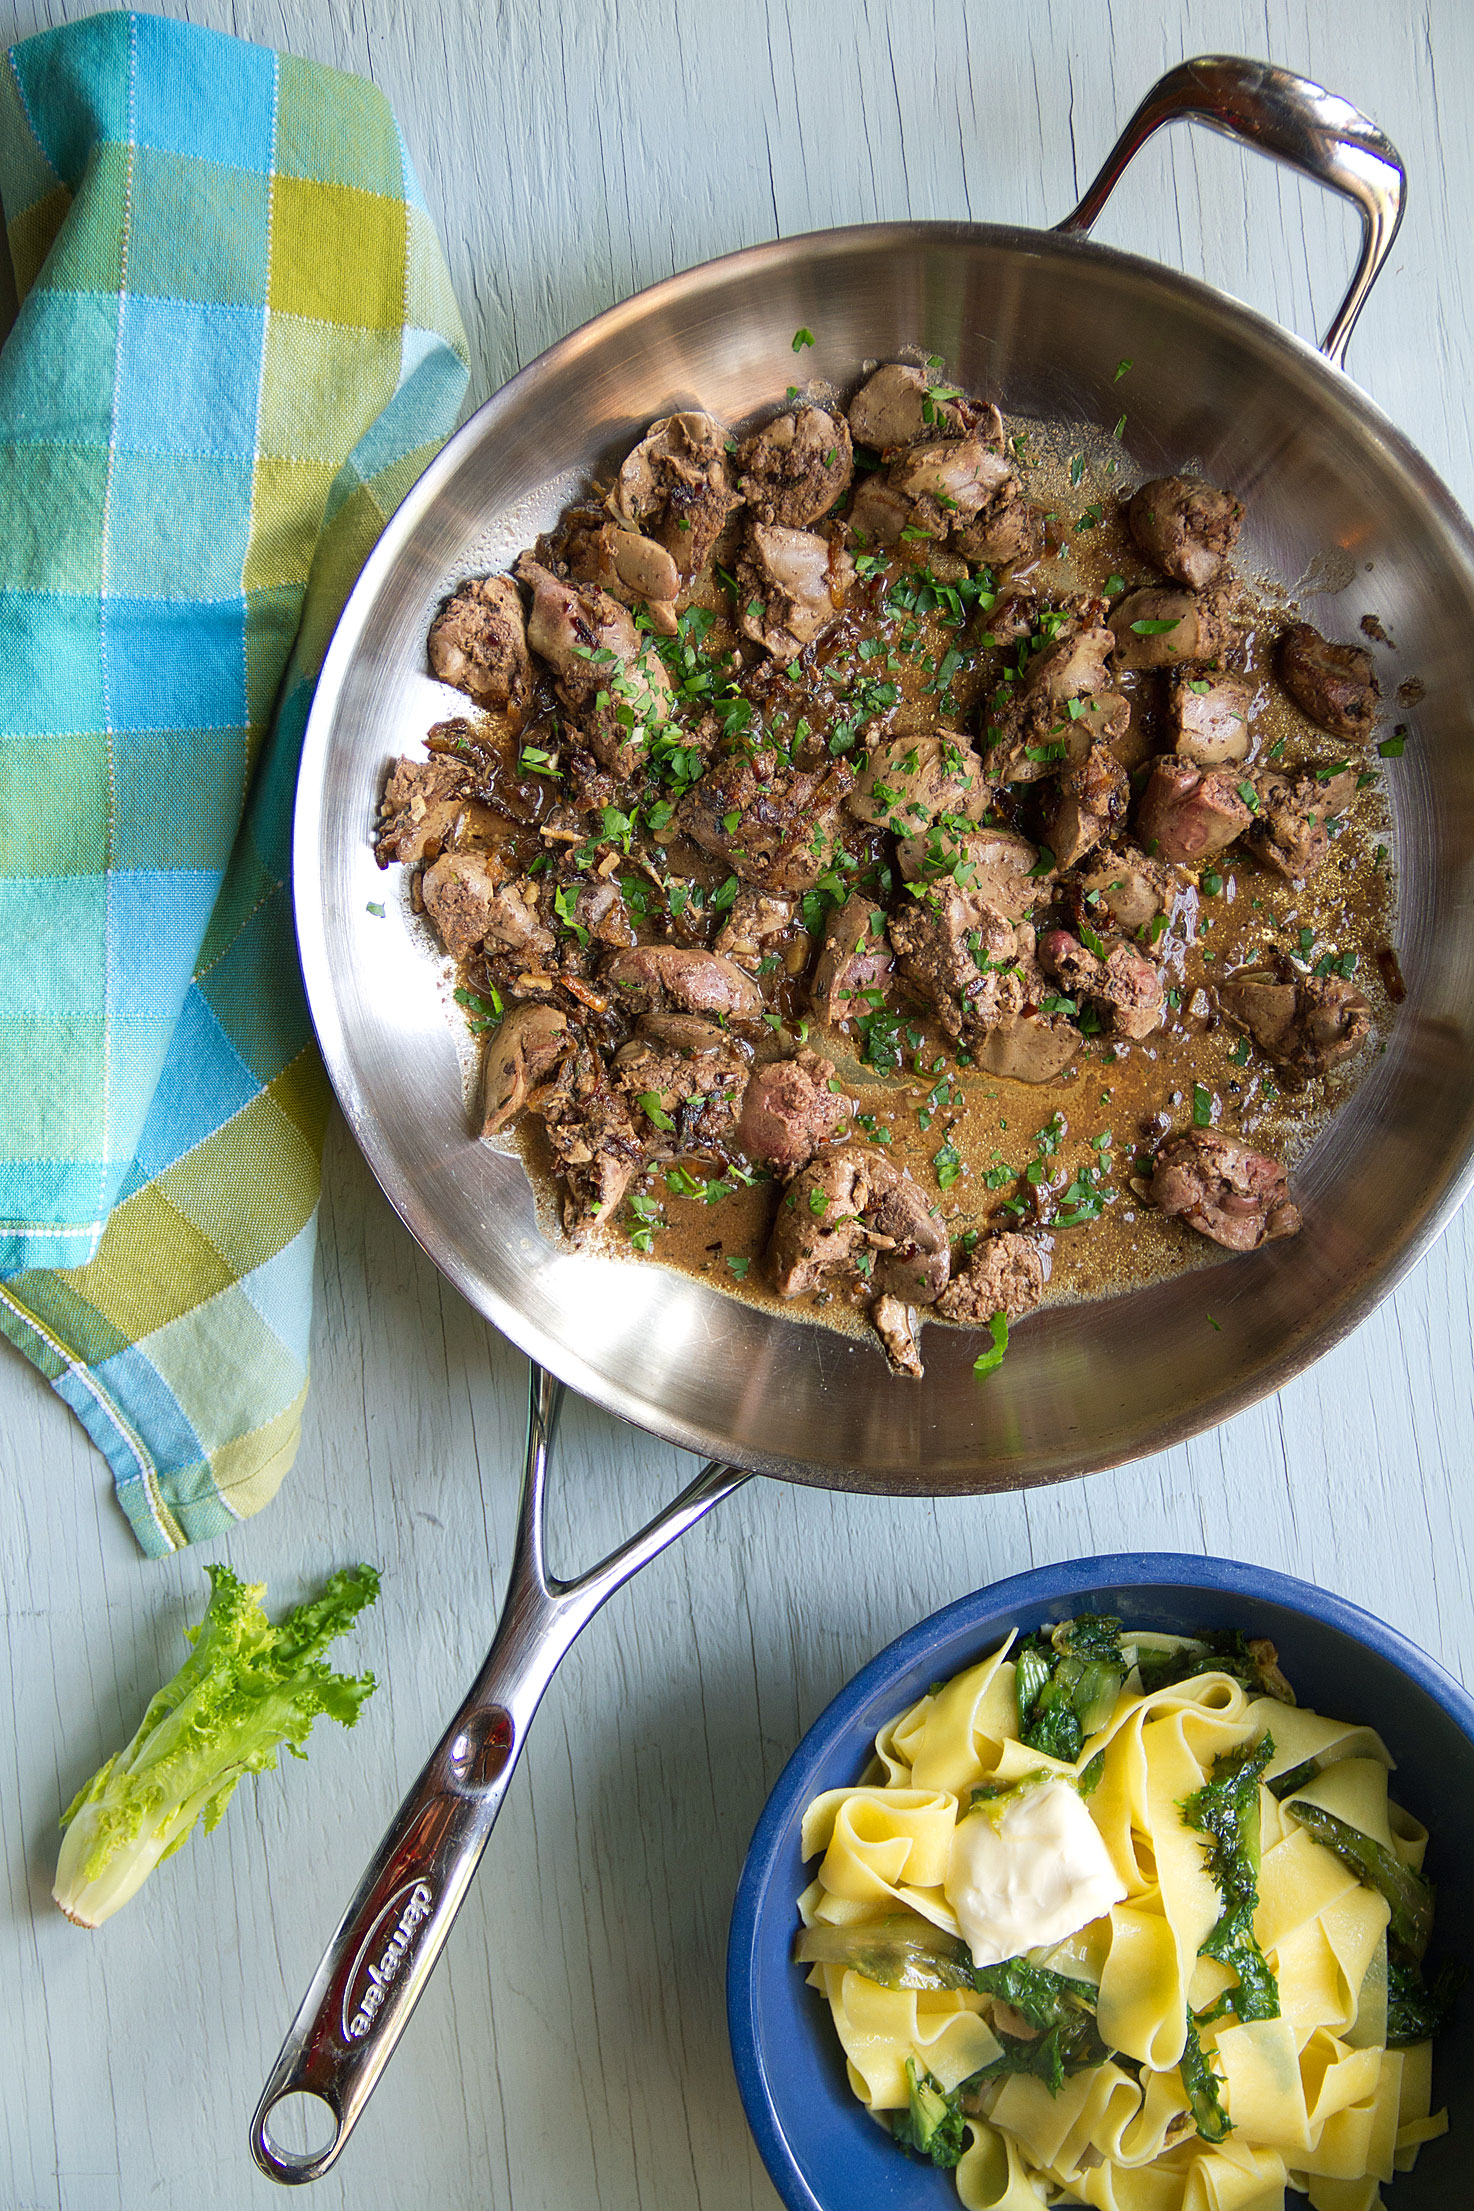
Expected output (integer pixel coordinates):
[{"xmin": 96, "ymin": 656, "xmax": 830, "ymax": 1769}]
[
  {"xmin": 1181, "ymin": 1734, "xmax": 1279, "ymax": 2023},
  {"xmin": 1386, "ymin": 1952, "xmax": 1464, "ymax": 2047},
  {"xmin": 891, "ymin": 2059, "xmax": 966, "ymax": 2167},
  {"xmin": 970, "ymin": 1956, "xmax": 1098, "ymax": 2030},
  {"xmin": 54, "ymin": 1563, "xmax": 379, "ymax": 1928},
  {"xmin": 1285, "ymin": 1800, "xmax": 1435, "ymax": 1958},
  {"xmin": 792, "ymin": 1914, "xmax": 975, "ymax": 1992},
  {"xmin": 1268, "ymin": 1754, "xmax": 1325, "ymax": 1802},
  {"xmin": 1180, "ymin": 2011, "xmax": 1233, "ymax": 2141},
  {"xmin": 1137, "ymin": 1630, "xmax": 1296, "ymax": 1706},
  {"xmin": 963, "ymin": 1959, "xmax": 1110, "ymax": 2097},
  {"xmin": 1016, "ymin": 1615, "xmax": 1127, "ymax": 1764}
]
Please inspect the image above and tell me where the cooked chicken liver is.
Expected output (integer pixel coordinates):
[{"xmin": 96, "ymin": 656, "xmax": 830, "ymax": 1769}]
[
  {"xmin": 738, "ymin": 407, "xmax": 853, "ymax": 528},
  {"xmin": 610, "ymin": 411, "xmax": 740, "ymax": 578},
  {"xmin": 737, "ymin": 1049, "xmax": 850, "ymax": 1171},
  {"xmin": 1149, "ymin": 1130, "xmax": 1301, "ymax": 1252},
  {"xmin": 1127, "ymin": 477, "xmax": 1244, "ymax": 591},
  {"xmin": 1217, "ymin": 961, "xmax": 1372, "ymax": 1084},
  {"xmin": 427, "ymin": 575, "xmax": 532, "ymax": 709},
  {"xmin": 1135, "ymin": 760, "xmax": 1253, "ymax": 866},
  {"xmin": 937, "ymin": 1231, "xmax": 1045, "ymax": 1324},
  {"xmin": 1249, "ymin": 767, "xmax": 1360, "ymax": 883},
  {"xmin": 1278, "ymin": 622, "xmax": 1379, "ymax": 741}
]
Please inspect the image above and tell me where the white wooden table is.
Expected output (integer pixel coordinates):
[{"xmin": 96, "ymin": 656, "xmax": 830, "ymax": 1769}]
[{"xmin": 2, "ymin": 3, "xmax": 1471, "ymax": 2206}]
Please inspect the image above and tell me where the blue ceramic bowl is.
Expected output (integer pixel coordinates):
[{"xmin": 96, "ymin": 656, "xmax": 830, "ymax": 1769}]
[{"xmin": 727, "ymin": 1554, "xmax": 1474, "ymax": 2211}]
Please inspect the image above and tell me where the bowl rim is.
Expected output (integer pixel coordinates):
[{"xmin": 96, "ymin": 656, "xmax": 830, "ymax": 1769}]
[{"xmin": 725, "ymin": 1550, "xmax": 1474, "ymax": 2211}]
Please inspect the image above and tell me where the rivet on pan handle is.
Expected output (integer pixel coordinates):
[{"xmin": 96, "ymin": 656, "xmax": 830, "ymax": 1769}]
[
  {"xmin": 1056, "ymin": 53, "xmax": 1406, "ymax": 372},
  {"xmin": 248, "ymin": 1362, "xmax": 748, "ymax": 2183}
]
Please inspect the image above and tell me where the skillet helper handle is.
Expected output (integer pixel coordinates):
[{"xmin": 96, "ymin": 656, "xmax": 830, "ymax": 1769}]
[
  {"xmin": 249, "ymin": 1364, "xmax": 747, "ymax": 2183},
  {"xmin": 1057, "ymin": 53, "xmax": 1405, "ymax": 371}
]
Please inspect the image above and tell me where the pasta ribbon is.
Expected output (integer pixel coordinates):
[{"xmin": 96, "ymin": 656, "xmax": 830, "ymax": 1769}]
[{"xmin": 824, "ymin": 1970, "xmax": 999, "ymax": 2107}]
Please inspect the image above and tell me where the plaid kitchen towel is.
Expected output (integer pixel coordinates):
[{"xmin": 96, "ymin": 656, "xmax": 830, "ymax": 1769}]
[{"xmin": 0, "ymin": 12, "xmax": 468, "ymax": 1553}]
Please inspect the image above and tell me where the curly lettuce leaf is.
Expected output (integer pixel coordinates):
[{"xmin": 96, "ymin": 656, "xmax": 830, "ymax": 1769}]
[{"xmin": 54, "ymin": 1563, "xmax": 379, "ymax": 1927}]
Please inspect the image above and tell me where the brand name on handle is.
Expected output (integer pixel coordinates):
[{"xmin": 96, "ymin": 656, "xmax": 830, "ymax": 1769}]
[{"xmin": 342, "ymin": 1880, "xmax": 435, "ymax": 2040}]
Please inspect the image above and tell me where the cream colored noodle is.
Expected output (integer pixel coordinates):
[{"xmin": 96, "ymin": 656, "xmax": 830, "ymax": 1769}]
[{"xmin": 796, "ymin": 1630, "xmax": 1449, "ymax": 2209}]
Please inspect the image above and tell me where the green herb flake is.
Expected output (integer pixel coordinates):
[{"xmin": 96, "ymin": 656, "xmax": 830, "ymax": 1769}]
[
  {"xmin": 453, "ymin": 983, "xmax": 504, "ymax": 1033},
  {"xmin": 972, "ymin": 1310, "xmax": 1008, "ymax": 1378},
  {"xmin": 933, "ymin": 1138, "xmax": 963, "ymax": 1190},
  {"xmin": 792, "ymin": 326, "xmax": 815, "ymax": 351}
]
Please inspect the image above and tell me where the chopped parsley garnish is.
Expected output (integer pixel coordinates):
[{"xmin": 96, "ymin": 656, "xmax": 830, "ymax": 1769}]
[
  {"xmin": 453, "ymin": 984, "xmax": 503, "ymax": 1033},
  {"xmin": 933, "ymin": 1138, "xmax": 962, "ymax": 1190},
  {"xmin": 972, "ymin": 1311, "xmax": 1008, "ymax": 1377},
  {"xmin": 792, "ymin": 326, "xmax": 815, "ymax": 351},
  {"xmin": 625, "ymin": 1190, "xmax": 662, "ymax": 1253}
]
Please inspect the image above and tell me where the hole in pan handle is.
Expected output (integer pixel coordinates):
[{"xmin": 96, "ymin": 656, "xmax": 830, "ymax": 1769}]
[
  {"xmin": 1055, "ymin": 52, "xmax": 1405, "ymax": 372},
  {"xmin": 248, "ymin": 1360, "xmax": 749, "ymax": 2184}
]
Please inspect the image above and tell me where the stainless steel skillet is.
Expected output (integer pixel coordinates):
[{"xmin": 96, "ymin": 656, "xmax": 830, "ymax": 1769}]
[{"xmin": 251, "ymin": 56, "xmax": 1472, "ymax": 2179}]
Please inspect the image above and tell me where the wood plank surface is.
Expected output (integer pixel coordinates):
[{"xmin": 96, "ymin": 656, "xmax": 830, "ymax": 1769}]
[{"xmin": 0, "ymin": 3, "xmax": 1471, "ymax": 2206}]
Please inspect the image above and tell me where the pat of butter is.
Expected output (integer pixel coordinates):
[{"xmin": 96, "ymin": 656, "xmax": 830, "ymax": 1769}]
[{"xmin": 944, "ymin": 1778, "xmax": 1126, "ymax": 1967}]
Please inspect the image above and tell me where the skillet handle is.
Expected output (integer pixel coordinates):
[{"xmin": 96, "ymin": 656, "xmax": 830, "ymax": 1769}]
[
  {"xmin": 248, "ymin": 1363, "xmax": 747, "ymax": 2183},
  {"xmin": 1056, "ymin": 54, "xmax": 1405, "ymax": 372}
]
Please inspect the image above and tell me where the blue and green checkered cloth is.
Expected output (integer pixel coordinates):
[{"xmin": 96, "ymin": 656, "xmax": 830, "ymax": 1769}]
[{"xmin": 0, "ymin": 11, "xmax": 468, "ymax": 1553}]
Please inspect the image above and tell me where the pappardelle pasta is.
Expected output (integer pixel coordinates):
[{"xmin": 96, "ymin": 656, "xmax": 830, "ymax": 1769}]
[{"xmin": 794, "ymin": 1619, "xmax": 1454, "ymax": 2209}]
